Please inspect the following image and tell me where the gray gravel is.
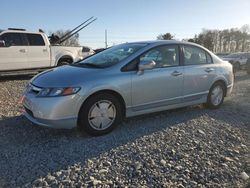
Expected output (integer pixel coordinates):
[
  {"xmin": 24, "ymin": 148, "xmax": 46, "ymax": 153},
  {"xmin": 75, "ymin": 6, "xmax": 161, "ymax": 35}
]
[{"xmin": 0, "ymin": 72, "xmax": 249, "ymax": 188}]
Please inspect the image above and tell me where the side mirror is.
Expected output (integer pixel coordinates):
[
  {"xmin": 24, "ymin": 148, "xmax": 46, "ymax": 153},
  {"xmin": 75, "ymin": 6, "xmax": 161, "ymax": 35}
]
[
  {"xmin": 138, "ymin": 60, "xmax": 156, "ymax": 75},
  {"xmin": 0, "ymin": 40, "xmax": 5, "ymax": 47}
]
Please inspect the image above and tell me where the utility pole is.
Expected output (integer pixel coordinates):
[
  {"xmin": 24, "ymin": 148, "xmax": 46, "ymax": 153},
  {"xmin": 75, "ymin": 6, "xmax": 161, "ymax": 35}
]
[{"xmin": 105, "ymin": 29, "xmax": 108, "ymax": 48}]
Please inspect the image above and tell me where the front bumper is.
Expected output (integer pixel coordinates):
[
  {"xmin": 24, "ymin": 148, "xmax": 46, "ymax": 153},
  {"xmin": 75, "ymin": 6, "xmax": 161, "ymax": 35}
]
[
  {"xmin": 23, "ymin": 109, "xmax": 77, "ymax": 129},
  {"xmin": 22, "ymin": 93, "xmax": 83, "ymax": 129}
]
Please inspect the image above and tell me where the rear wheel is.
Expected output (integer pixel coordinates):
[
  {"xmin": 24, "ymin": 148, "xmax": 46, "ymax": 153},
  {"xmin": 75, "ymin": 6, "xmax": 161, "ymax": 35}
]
[
  {"xmin": 57, "ymin": 59, "xmax": 73, "ymax": 66},
  {"xmin": 206, "ymin": 82, "xmax": 225, "ymax": 109},
  {"xmin": 78, "ymin": 93, "xmax": 122, "ymax": 136}
]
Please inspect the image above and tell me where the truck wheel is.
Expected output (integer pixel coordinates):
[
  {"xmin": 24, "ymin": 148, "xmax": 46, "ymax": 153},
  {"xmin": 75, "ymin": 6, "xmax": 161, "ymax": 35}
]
[
  {"xmin": 78, "ymin": 93, "xmax": 122, "ymax": 136},
  {"xmin": 57, "ymin": 59, "xmax": 73, "ymax": 66}
]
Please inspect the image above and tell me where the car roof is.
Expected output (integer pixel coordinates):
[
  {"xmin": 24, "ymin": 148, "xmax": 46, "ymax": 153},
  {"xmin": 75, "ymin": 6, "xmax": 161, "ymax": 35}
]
[
  {"xmin": 129, "ymin": 40, "xmax": 206, "ymax": 47},
  {"xmin": 126, "ymin": 40, "xmax": 210, "ymax": 52},
  {"xmin": 0, "ymin": 29, "xmax": 44, "ymax": 35},
  {"xmin": 128, "ymin": 40, "xmax": 189, "ymax": 45}
]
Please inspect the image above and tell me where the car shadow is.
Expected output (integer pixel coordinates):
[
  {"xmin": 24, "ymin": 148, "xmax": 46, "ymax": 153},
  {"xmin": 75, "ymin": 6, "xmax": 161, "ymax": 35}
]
[
  {"xmin": 0, "ymin": 103, "xmax": 249, "ymax": 187},
  {"xmin": 0, "ymin": 106, "xmax": 204, "ymax": 186},
  {"xmin": 0, "ymin": 75, "xmax": 33, "ymax": 82}
]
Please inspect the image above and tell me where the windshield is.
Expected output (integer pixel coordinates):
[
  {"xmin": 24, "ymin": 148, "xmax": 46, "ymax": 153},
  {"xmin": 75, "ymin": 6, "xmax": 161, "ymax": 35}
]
[
  {"xmin": 0, "ymin": 30, "xmax": 3, "ymax": 33},
  {"xmin": 226, "ymin": 53, "xmax": 242, "ymax": 58},
  {"xmin": 75, "ymin": 43, "xmax": 148, "ymax": 68}
]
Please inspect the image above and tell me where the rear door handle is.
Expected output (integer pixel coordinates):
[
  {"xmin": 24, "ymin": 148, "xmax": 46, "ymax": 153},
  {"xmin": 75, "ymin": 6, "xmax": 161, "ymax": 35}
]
[
  {"xmin": 19, "ymin": 49, "xmax": 27, "ymax": 53},
  {"xmin": 171, "ymin": 71, "xmax": 182, "ymax": 76},
  {"xmin": 205, "ymin": 68, "xmax": 214, "ymax": 73}
]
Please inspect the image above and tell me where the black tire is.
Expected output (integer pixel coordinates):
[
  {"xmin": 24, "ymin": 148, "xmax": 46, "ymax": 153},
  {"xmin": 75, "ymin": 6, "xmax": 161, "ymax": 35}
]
[
  {"xmin": 78, "ymin": 93, "xmax": 122, "ymax": 136},
  {"xmin": 206, "ymin": 82, "xmax": 225, "ymax": 109},
  {"xmin": 57, "ymin": 59, "xmax": 72, "ymax": 66}
]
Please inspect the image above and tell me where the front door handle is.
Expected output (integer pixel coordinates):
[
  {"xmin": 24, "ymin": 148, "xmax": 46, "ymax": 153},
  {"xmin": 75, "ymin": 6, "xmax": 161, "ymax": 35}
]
[
  {"xmin": 43, "ymin": 49, "xmax": 48, "ymax": 52},
  {"xmin": 19, "ymin": 49, "xmax": 27, "ymax": 53},
  {"xmin": 205, "ymin": 68, "xmax": 214, "ymax": 73},
  {"xmin": 171, "ymin": 71, "xmax": 182, "ymax": 76}
]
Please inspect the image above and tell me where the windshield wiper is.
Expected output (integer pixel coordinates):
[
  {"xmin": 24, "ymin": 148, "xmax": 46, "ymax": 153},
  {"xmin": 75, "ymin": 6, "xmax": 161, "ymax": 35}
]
[
  {"xmin": 83, "ymin": 63, "xmax": 100, "ymax": 67},
  {"xmin": 72, "ymin": 62, "xmax": 102, "ymax": 68}
]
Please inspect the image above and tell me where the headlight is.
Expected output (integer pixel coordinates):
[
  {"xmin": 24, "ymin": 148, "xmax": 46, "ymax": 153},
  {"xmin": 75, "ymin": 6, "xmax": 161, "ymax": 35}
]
[{"xmin": 37, "ymin": 87, "xmax": 80, "ymax": 97}]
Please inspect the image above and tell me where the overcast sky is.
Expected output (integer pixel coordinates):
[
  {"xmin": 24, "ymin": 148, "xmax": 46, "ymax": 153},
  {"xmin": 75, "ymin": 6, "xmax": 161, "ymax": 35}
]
[{"xmin": 1, "ymin": 0, "xmax": 250, "ymax": 48}]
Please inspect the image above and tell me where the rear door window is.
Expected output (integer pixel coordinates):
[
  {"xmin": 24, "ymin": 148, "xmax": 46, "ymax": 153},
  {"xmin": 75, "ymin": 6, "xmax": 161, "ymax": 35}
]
[
  {"xmin": 183, "ymin": 45, "xmax": 212, "ymax": 65},
  {"xmin": 26, "ymin": 34, "xmax": 45, "ymax": 46}
]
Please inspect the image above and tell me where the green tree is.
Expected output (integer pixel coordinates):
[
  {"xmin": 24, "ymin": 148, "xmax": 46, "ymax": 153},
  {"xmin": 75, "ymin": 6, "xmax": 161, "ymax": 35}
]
[
  {"xmin": 187, "ymin": 38, "xmax": 195, "ymax": 42},
  {"xmin": 157, "ymin": 33, "xmax": 174, "ymax": 40},
  {"xmin": 49, "ymin": 30, "xmax": 80, "ymax": 46},
  {"xmin": 158, "ymin": 25, "xmax": 250, "ymax": 53}
]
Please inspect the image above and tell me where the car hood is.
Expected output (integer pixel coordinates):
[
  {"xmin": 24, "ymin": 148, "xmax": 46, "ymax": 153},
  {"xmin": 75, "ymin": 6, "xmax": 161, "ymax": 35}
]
[{"xmin": 31, "ymin": 65, "xmax": 100, "ymax": 87}]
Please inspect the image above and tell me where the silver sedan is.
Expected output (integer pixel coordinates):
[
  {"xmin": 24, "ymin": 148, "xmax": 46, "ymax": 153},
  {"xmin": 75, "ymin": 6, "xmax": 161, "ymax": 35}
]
[{"xmin": 22, "ymin": 40, "xmax": 234, "ymax": 136}]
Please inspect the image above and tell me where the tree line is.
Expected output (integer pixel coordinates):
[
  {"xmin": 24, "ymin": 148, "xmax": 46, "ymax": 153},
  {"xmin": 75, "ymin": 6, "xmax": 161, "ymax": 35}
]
[
  {"xmin": 49, "ymin": 30, "xmax": 80, "ymax": 46},
  {"xmin": 157, "ymin": 25, "xmax": 250, "ymax": 53}
]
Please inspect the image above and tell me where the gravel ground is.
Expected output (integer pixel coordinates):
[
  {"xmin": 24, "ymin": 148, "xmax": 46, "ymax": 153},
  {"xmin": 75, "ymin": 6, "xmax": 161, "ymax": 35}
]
[{"xmin": 0, "ymin": 72, "xmax": 249, "ymax": 188}]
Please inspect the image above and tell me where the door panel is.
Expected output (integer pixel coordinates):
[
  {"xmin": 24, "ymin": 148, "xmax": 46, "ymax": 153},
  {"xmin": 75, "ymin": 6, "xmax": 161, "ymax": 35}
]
[
  {"xmin": 26, "ymin": 34, "xmax": 50, "ymax": 68},
  {"xmin": 26, "ymin": 46, "xmax": 50, "ymax": 68},
  {"xmin": 182, "ymin": 45, "xmax": 217, "ymax": 102},
  {"xmin": 183, "ymin": 64, "xmax": 217, "ymax": 101},
  {"xmin": 131, "ymin": 67, "xmax": 183, "ymax": 111},
  {"xmin": 0, "ymin": 46, "xmax": 28, "ymax": 70},
  {"xmin": 131, "ymin": 44, "xmax": 183, "ymax": 111},
  {"xmin": 0, "ymin": 33, "xmax": 28, "ymax": 70}
]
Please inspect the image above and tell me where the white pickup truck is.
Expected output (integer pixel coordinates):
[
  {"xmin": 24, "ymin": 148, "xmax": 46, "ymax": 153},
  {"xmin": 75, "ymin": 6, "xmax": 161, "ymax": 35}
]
[{"xmin": 0, "ymin": 28, "xmax": 94, "ymax": 72}]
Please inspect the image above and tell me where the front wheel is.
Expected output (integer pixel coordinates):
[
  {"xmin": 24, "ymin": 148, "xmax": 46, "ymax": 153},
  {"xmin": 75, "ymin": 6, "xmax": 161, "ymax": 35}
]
[
  {"xmin": 206, "ymin": 82, "xmax": 225, "ymax": 109},
  {"xmin": 78, "ymin": 93, "xmax": 122, "ymax": 136}
]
